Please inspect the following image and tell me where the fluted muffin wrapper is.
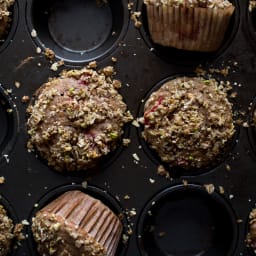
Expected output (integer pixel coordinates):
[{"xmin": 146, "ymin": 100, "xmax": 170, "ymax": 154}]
[
  {"xmin": 32, "ymin": 190, "xmax": 123, "ymax": 256},
  {"xmin": 146, "ymin": 5, "xmax": 235, "ymax": 52}
]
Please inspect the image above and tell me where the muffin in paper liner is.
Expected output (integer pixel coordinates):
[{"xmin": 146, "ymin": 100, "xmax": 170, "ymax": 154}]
[
  {"xmin": 145, "ymin": 1, "xmax": 235, "ymax": 52},
  {"xmin": 31, "ymin": 190, "xmax": 123, "ymax": 256}
]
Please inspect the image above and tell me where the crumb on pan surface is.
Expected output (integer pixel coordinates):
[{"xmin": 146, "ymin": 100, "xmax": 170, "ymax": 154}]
[
  {"xmin": 0, "ymin": 0, "xmax": 15, "ymax": 39},
  {"xmin": 142, "ymin": 76, "xmax": 234, "ymax": 170},
  {"xmin": 32, "ymin": 190, "xmax": 123, "ymax": 256},
  {"xmin": 0, "ymin": 204, "xmax": 14, "ymax": 256},
  {"xmin": 26, "ymin": 67, "xmax": 133, "ymax": 172}
]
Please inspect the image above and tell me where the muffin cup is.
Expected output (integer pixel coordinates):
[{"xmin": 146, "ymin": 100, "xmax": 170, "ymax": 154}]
[
  {"xmin": 137, "ymin": 184, "xmax": 238, "ymax": 256},
  {"xmin": 146, "ymin": 4, "xmax": 235, "ymax": 52},
  {"xmin": 29, "ymin": 184, "xmax": 128, "ymax": 256}
]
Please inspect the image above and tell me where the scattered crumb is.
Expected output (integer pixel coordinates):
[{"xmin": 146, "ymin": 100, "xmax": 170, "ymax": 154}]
[
  {"xmin": 157, "ymin": 165, "xmax": 170, "ymax": 178},
  {"xmin": 132, "ymin": 119, "xmax": 140, "ymax": 127},
  {"xmin": 87, "ymin": 61, "xmax": 97, "ymax": 69},
  {"xmin": 182, "ymin": 180, "xmax": 188, "ymax": 186},
  {"xmin": 0, "ymin": 176, "xmax": 5, "ymax": 184},
  {"xmin": 16, "ymin": 56, "xmax": 34, "ymax": 70},
  {"xmin": 6, "ymin": 108, "xmax": 13, "ymax": 113},
  {"xmin": 31, "ymin": 29, "xmax": 37, "ymax": 38},
  {"xmin": 124, "ymin": 195, "xmax": 130, "ymax": 200},
  {"xmin": 229, "ymin": 194, "xmax": 234, "ymax": 199},
  {"xmin": 122, "ymin": 138, "xmax": 131, "ymax": 147},
  {"xmin": 237, "ymin": 219, "xmax": 243, "ymax": 223},
  {"xmin": 14, "ymin": 81, "xmax": 21, "ymax": 88},
  {"xmin": 128, "ymin": 209, "xmax": 136, "ymax": 217},
  {"xmin": 34, "ymin": 203, "xmax": 39, "ymax": 208},
  {"xmin": 111, "ymin": 57, "xmax": 117, "ymax": 63},
  {"xmin": 158, "ymin": 231, "xmax": 166, "ymax": 237},
  {"xmin": 36, "ymin": 47, "xmax": 41, "ymax": 54},
  {"xmin": 50, "ymin": 60, "xmax": 64, "ymax": 71},
  {"xmin": 21, "ymin": 95, "xmax": 30, "ymax": 103},
  {"xmin": 81, "ymin": 181, "xmax": 88, "ymax": 189},
  {"xmin": 204, "ymin": 184, "xmax": 215, "ymax": 194},
  {"xmin": 131, "ymin": 11, "xmax": 142, "ymax": 28},
  {"xmin": 219, "ymin": 186, "xmax": 225, "ymax": 194},
  {"xmin": 45, "ymin": 48, "xmax": 55, "ymax": 60},
  {"xmin": 128, "ymin": 2, "xmax": 134, "ymax": 10},
  {"xmin": 127, "ymin": 228, "xmax": 133, "ymax": 235},
  {"xmin": 149, "ymin": 178, "xmax": 155, "ymax": 184},
  {"xmin": 132, "ymin": 153, "xmax": 140, "ymax": 162},
  {"xmin": 226, "ymin": 164, "xmax": 231, "ymax": 171},
  {"xmin": 122, "ymin": 234, "xmax": 129, "ymax": 243}
]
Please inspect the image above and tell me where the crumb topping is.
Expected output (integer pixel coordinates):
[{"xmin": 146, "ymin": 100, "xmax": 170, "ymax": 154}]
[
  {"xmin": 0, "ymin": 204, "xmax": 14, "ymax": 256},
  {"xmin": 144, "ymin": 0, "xmax": 233, "ymax": 8},
  {"xmin": 142, "ymin": 77, "xmax": 234, "ymax": 169},
  {"xmin": 0, "ymin": 0, "xmax": 15, "ymax": 38},
  {"xmin": 27, "ymin": 67, "xmax": 133, "ymax": 172},
  {"xmin": 246, "ymin": 209, "xmax": 256, "ymax": 248}
]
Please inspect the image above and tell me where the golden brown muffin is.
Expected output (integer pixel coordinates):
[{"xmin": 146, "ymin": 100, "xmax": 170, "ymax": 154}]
[
  {"xmin": 142, "ymin": 77, "xmax": 234, "ymax": 169},
  {"xmin": 144, "ymin": 0, "xmax": 235, "ymax": 52},
  {"xmin": 0, "ymin": 0, "xmax": 15, "ymax": 39},
  {"xmin": 27, "ymin": 66, "xmax": 133, "ymax": 172},
  {"xmin": 0, "ymin": 204, "xmax": 14, "ymax": 256},
  {"xmin": 32, "ymin": 190, "xmax": 123, "ymax": 256}
]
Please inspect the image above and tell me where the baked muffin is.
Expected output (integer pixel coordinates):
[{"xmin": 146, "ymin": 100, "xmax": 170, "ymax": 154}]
[
  {"xmin": 142, "ymin": 77, "xmax": 234, "ymax": 170},
  {"xmin": 27, "ymin": 66, "xmax": 133, "ymax": 172},
  {"xmin": 144, "ymin": 0, "xmax": 235, "ymax": 52},
  {"xmin": 0, "ymin": 0, "xmax": 15, "ymax": 39},
  {"xmin": 246, "ymin": 208, "xmax": 256, "ymax": 249},
  {"xmin": 0, "ymin": 204, "xmax": 14, "ymax": 256},
  {"xmin": 32, "ymin": 190, "xmax": 123, "ymax": 256}
]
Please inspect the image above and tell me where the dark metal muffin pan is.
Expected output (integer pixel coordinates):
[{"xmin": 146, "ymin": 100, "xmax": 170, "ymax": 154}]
[{"xmin": 1, "ymin": 0, "xmax": 256, "ymax": 255}]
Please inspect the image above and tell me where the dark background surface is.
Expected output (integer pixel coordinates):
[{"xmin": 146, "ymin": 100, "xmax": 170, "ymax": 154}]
[{"xmin": 0, "ymin": 0, "xmax": 256, "ymax": 255}]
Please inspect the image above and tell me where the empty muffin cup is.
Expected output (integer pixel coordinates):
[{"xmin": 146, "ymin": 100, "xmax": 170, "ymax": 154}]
[
  {"xmin": 0, "ymin": 85, "xmax": 18, "ymax": 163},
  {"xmin": 137, "ymin": 184, "xmax": 238, "ymax": 256},
  {"xmin": 28, "ymin": 184, "xmax": 128, "ymax": 256},
  {"xmin": 26, "ymin": 0, "xmax": 129, "ymax": 62}
]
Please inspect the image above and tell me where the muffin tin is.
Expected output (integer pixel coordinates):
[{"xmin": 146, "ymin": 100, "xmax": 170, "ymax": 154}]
[{"xmin": 1, "ymin": 0, "xmax": 256, "ymax": 255}]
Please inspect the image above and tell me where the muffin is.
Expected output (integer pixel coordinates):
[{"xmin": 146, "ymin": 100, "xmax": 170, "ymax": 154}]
[
  {"xmin": 142, "ymin": 77, "xmax": 234, "ymax": 170},
  {"xmin": 144, "ymin": 0, "xmax": 235, "ymax": 52},
  {"xmin": 27, "ymin": 66, "xmax": 133, "ymax": 172},
  {"xmin": 246, "ymin": 208, "xmax": 256, "ymax": 249},
  {"xmin": 32, "ymin": 190, "xmax": 123, "ymax": 256},
  {"xmin": 0, "ymin": 204, "xmax": 14, "ymax": 256},
  {"xmin": 0, "ymin": 0, "xmax": 15, "ymax": 39}
]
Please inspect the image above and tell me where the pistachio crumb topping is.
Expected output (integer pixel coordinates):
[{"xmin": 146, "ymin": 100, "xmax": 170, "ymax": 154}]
[
  {"xmin": 143, "ymin": 77, "xmax": 234, "ymax": 170},
  {"xmin": 27, "ymin": 67, "xmax": 133, "ymax": 172}
]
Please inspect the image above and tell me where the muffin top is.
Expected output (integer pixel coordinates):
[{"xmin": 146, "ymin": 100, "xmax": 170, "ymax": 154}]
[
  {"xmin": 0, "ymin": 204, "xmax": 14, "ymax": 256},
  {"xmin": 27, "ymin": 67, "xmax": 133, "ymax": 172},
  {"xmin": 142, "ymin": 77, "xmax": 234, "ymax": 170},
  {"xmin": 144, "ymin": 0, "xmax": 233, "ymax": 9}
]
